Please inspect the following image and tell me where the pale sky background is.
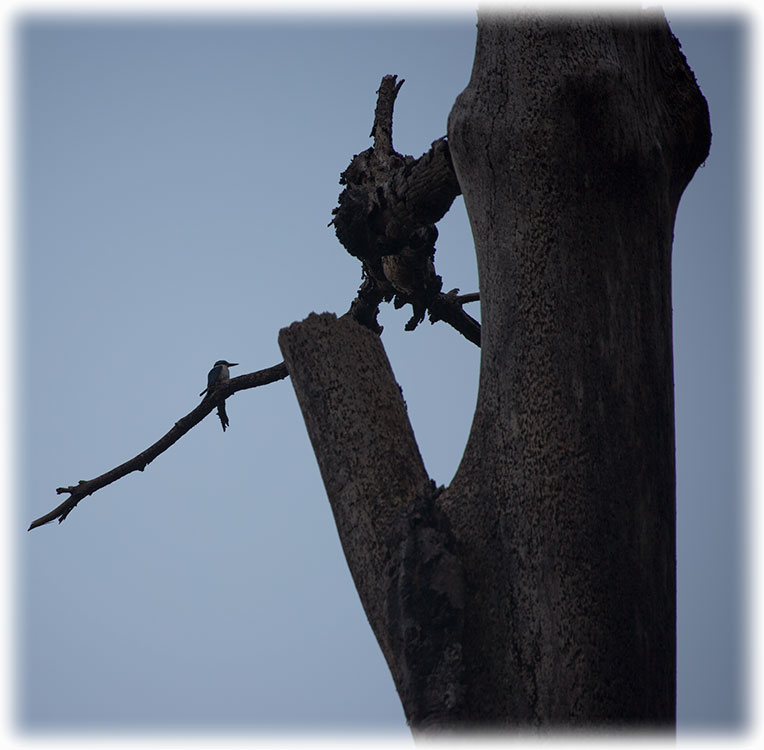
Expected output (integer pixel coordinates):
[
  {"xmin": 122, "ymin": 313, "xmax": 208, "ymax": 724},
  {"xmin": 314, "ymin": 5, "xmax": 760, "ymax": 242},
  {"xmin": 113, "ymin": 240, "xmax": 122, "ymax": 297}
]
[{"xmin": 7, "ymin": 2, "xmax": 749, "ymax": 744}]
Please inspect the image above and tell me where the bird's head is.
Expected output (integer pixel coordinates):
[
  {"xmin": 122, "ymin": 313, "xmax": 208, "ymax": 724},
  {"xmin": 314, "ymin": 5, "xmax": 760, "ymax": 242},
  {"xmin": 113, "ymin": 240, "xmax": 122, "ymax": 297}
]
[{"xmin": 214, "ymin": 360, "xmax": 239, "ymax": 368}]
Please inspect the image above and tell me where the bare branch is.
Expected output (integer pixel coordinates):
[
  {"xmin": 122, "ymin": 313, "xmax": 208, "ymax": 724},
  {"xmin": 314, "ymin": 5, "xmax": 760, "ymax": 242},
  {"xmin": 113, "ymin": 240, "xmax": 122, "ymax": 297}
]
[
  {"xmin": 279, "ymin": 312, "xmax": 466, "ymax": 727},
  {"xmin": 427, "ymin": 293, "xmax": 481, "ymax": 347},
  {"xmin": 370, "ymin": 74, "xmax": 405, "ymax": 154},
  {"xmin": 454, "ymin": 292, "xmax": 479, "ymax": 305},
  {"xmin": 28, "ymin": 362, "xmax": 289, "ymax": 530}
]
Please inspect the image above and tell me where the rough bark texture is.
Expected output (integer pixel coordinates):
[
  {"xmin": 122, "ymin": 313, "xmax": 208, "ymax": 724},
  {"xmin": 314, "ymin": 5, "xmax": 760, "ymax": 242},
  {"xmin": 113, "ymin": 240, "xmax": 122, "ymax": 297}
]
[
  {"xmin": 332, "ymin": 74, "xmax": 480, "ymax": 346},
  {"xmin": 279, "ymin": 313, "xmax": 466, "ymax": 728},
  {"xmin": 443, "ymin": 12, "xmax": 710, "ymax": 725},
  {"xmin": 281, "ymin": 11, "xmax": 710, "ymax": 732}
]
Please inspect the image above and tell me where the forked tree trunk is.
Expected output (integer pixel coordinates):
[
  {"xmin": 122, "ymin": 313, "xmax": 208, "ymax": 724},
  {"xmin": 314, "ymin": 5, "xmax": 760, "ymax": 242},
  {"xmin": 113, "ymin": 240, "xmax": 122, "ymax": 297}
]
[{"xmin": 279, "ymin": 11, "xmax": 710, "ymax": 731}]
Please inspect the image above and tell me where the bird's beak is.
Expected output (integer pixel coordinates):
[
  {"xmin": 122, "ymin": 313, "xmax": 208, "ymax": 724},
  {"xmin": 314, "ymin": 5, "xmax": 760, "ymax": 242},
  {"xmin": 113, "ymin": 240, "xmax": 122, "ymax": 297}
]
[{"xmin": 230, "ymin": 363, "xmax": 239, "ymax": 368}]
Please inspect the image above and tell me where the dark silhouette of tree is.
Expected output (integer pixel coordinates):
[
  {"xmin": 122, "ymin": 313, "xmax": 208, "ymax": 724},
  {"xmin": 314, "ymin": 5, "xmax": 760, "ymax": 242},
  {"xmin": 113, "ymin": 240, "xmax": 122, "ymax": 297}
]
[
  {"xmin": 32, "ymin": 10, "xmax": 710, "ymax": 733},
  {"xmin": 282, "ymin": 12, "xmax": 709, "ymax": 730}
]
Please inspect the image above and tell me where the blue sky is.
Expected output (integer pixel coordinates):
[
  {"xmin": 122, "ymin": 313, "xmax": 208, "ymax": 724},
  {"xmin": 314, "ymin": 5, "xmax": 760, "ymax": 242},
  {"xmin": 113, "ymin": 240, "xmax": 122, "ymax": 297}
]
[{"xmin": 8, "ymin": 5, "xmax": 748, "ymax": 744}]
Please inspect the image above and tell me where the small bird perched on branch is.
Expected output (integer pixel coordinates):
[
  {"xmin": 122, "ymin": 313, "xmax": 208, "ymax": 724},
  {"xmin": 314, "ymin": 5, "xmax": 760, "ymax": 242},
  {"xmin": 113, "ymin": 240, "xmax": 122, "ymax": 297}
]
[
  {"xmin": 200, "ymin": 360, "xmax": 238, "ymax": 398},
  {"xmin": 200, "ymin": 360, "xmax": 239, "ymax": 432}
]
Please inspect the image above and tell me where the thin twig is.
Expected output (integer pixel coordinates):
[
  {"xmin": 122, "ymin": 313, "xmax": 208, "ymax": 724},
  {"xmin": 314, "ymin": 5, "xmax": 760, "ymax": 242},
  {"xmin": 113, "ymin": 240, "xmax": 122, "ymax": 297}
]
[
  {"xmin": 29, "ymin": 362, "xmax": 289, "ymax": 530},
  {"xmin": 455, "ymin": 292, "xmax": 480, "ymax": 305}
]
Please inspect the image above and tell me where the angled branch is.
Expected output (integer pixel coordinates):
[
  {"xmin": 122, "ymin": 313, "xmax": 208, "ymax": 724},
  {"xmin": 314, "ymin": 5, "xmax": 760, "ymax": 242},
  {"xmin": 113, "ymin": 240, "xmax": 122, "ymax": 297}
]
[
  {"xmin": 454, "ymin": 292, "xmax": 479, "ymax": 305},
  {"xmin": 279, "ymin": 312, "xmax": 466, "ymax": 728},
  {"xmin": 28, "ymin": 362, "xmax": 289, "ymax": 530},
  {"xmin": 427, "ymin": 292, "xmax": 481, "ymax": 347}
]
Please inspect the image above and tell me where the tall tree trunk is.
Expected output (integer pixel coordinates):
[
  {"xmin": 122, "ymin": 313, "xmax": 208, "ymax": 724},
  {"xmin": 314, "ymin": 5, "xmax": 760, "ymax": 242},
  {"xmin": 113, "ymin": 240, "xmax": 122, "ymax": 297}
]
[
  {"xmin": 280, "ymin": 11, "xmax": 710, "ymax": 731},
  {"xmin": 444, "ymin": 11, "xmax": 709, "ymax": 725}
]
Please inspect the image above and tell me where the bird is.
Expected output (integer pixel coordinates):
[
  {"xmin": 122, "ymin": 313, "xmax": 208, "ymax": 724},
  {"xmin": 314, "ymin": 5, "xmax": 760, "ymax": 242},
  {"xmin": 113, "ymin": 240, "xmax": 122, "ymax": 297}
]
[{"xmin": 200, "ymin": 360, "xmax": 239, "ymax": 398}]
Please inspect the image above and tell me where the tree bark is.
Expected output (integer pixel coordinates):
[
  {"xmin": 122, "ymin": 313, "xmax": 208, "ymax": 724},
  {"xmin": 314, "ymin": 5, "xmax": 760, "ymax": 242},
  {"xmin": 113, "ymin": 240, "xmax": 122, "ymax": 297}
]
[
  {"xmin": 443, "ymin": 11, "xmax": 709, "ymax": 726},
  {"xmin": 279, "ymin": 313, "xmax": 466, "ymax": 729},
  {"xmin": 280, "ymin": 11, "xmax": 710, "ymax": 731}
]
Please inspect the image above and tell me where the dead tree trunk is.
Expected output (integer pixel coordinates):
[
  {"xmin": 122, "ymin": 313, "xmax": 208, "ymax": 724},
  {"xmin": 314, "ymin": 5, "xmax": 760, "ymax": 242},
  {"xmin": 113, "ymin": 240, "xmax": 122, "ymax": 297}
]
[
  {"xmin": 280, "ymin": 12, "xmax": 710, "ymax": 731},
  {"xmin": 442, "ymin": 11, "xmax": 710, "ymax": 726}
]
